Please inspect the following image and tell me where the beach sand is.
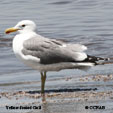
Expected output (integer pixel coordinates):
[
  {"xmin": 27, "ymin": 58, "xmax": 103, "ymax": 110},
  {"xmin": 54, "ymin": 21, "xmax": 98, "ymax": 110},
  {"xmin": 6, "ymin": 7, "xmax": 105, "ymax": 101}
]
[{"xmin": 0, "ymin": 74, "xmax": 113, "ymax": 113}]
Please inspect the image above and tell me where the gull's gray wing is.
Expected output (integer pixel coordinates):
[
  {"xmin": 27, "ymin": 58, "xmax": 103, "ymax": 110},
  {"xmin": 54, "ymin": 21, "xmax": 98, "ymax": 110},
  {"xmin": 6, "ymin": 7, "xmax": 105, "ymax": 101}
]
[{"xmin": 22, "ymin": 37, "xmax": 88, "ymax": 64}]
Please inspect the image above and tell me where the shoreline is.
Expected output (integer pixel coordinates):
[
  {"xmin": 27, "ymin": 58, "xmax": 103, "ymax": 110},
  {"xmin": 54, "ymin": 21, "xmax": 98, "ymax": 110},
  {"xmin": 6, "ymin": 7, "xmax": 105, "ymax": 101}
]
[{"xmin": 0, "ymin": 74, "xmax": 113, "ymax": 113}]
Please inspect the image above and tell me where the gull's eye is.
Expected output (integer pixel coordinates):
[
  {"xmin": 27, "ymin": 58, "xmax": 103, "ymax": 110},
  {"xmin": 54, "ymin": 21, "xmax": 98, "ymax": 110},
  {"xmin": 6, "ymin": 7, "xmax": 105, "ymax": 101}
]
[{"xmin": 22, "ymin": 24, "xmax": 26, "ymax": 27}]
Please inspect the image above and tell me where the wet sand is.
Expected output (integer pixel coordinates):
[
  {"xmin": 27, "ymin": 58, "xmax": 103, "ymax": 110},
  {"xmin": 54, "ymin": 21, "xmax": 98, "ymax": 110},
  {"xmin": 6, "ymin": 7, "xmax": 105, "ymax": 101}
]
[{"xmin": 0, "ymin": 74, "xmax": 113, "ymax": 113}]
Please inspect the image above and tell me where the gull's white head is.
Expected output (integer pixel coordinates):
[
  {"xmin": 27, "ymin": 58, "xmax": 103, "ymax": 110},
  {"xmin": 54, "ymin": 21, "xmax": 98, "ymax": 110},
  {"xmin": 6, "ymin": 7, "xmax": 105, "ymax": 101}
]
[{"xmin": 5, "ymin": 20, "xmax": 37, "ymax": 34}]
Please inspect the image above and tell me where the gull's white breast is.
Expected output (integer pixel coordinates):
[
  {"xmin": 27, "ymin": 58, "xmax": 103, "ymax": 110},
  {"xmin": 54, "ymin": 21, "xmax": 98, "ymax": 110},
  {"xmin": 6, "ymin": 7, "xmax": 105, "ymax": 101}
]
[{"xmin": 13, "ymin": 33, "xmax": 41, "ymax": 69}]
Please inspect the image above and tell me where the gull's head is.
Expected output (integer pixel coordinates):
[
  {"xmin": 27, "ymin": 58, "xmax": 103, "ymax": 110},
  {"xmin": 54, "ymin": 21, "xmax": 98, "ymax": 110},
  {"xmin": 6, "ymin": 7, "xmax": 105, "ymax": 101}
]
[{"xmin": 5, "ymin": 20, "xmax": 37, "ymax": 34}]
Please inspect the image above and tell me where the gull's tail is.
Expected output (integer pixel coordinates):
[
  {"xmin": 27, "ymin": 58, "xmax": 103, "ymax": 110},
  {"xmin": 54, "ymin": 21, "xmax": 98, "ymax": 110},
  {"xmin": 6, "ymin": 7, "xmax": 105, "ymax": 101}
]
[{"xmin": 76, "ymin": 55, "xmax": 112, "ymax": 71}]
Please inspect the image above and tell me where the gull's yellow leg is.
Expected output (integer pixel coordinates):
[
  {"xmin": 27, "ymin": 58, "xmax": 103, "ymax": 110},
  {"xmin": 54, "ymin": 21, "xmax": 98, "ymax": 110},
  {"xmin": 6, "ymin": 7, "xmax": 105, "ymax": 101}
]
[{"xmin": 41, "ymin": 71, "xmax": 46, "ymax": 102}]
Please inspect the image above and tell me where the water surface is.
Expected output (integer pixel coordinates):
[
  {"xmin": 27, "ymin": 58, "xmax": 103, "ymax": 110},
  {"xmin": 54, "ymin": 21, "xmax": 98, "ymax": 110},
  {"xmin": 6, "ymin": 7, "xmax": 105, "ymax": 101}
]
[{"xmin": 0, "ymin": 0, "xmax": 113, "ymax": 91}]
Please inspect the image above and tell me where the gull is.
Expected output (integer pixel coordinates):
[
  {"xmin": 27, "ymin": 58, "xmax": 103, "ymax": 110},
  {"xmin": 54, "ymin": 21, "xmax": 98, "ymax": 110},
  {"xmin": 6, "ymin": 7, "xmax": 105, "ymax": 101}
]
[{"xmin": 5, "ymin": 20, "xmax": 109, "ymax": 101}]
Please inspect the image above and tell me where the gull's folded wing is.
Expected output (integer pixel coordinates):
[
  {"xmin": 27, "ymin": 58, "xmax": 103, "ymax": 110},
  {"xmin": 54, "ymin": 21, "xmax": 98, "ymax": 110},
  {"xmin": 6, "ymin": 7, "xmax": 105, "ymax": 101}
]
[{"xmin": 22, "ymin": 37, "xmax": 88, "ymax": 64}]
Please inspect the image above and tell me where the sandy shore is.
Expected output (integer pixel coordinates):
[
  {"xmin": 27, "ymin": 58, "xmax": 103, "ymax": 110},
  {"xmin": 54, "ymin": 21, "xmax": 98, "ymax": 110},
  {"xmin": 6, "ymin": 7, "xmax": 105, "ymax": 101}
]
[{"xmin": 0, "ymin": 74, "xmax": 113, "ymax": 113}]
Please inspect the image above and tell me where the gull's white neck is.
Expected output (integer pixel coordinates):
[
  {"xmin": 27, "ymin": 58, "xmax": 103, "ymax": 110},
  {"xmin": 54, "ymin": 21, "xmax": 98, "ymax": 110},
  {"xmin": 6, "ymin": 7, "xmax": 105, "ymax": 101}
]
[{"xmin": 12, "ymin": 31, "xmax": 37, "ymax": 59}]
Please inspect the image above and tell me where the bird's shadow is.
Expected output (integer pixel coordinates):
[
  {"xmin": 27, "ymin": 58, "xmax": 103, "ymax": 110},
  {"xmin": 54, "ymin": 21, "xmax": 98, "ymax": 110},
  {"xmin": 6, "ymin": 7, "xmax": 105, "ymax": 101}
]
[{"xmin": 26, "ymin": 88, "xmax": 97, "ymax": 94}]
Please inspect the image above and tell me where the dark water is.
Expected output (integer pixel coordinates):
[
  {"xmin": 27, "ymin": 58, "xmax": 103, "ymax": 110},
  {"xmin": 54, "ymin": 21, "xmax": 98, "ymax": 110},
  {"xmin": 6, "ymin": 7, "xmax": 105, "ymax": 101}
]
[{"xmin": 0, "ymin": 0, "xmax": 113, "ymax": 90}]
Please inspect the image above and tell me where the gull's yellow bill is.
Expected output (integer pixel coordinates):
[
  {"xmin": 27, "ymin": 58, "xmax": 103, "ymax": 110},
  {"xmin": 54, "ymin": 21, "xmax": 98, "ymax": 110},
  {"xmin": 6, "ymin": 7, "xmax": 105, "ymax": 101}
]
[{"xmin": 5, "ymin": 28, "xmax": 19, "ymax": 34}]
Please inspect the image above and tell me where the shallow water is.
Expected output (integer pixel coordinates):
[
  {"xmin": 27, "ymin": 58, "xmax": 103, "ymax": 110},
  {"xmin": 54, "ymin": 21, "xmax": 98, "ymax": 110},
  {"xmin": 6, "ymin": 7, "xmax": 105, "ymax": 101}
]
[{"xmin": 0, "ymin": 0, "xmax": 113, "ymax": 97}]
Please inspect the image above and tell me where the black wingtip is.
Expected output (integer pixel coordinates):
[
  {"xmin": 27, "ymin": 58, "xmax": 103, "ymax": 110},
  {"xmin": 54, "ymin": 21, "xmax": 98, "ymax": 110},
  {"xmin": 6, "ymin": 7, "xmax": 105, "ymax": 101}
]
[
  {"xmin": 98, "ymin": 57, "xmax": 110, "ymax": 61},
  {"xmin": 85, "ymin": 55, "xmax": 110, "ymax": 63},
  {"xmin": 106, "ymin": 58, "xmax": 110, "ymax": 61}
]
